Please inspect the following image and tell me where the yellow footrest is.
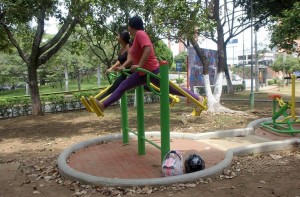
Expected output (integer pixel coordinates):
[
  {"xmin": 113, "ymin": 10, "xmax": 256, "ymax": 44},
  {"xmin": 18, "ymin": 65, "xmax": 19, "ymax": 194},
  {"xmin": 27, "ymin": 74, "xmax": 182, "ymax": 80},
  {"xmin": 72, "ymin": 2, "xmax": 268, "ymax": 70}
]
[
  {"xmin": 80, "ymin": 96, "xmax": 93, "ymax": 112},
  {"xmin": 191, "ymin": 97, "xmax": 208, "ymax": 116},
  {"xmin": 89, "ymin": 96, "xmax": 104, "ymax": 117},
  {"xmin": 170, "ymin": 96, "xmax": 180, "ymax": 107}
]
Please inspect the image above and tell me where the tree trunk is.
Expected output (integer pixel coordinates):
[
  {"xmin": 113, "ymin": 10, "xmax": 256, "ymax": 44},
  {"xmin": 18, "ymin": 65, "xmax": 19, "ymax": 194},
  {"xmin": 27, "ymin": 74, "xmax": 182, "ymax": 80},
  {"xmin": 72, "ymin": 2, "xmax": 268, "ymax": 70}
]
[
  {"xmin": 64, "ymin": 63, "xmax": 69, "ymax": 92},
  {"xmin": 39, "ymin": 70, "xmax": 46, "ymax": 85},
  {"xmin": 97, "ymin": 65, "xmax": 101, "ymax": 87},
  {"xmin": 213, "ymin": 0, "xmax": 234, "ymax": 94},
  {"xmin": 223, "ymin": 64, "xmax": 234, "ymax": 94},
  {"xmin": 73, "ymin": 62, "xmax": 81, "ymax": 91},
  {"xmin": 219, "ymin": 42, "xmax": 233, "ymax": 94},
  {"xmin": 25, "ymin": 83, "xmax": 29, "ymax": 95},
  {"xmin": 203, "ymin": 74, "xmax": 217, "ymax": 109},
  {"xmin": 28, "ymin": 65, "xmax": 43, "ymax": 115},
  {"xmin": 189, "ymin": 39, "xmax": 210, "ymax": 75},
  {"xmin": 213, "ymin": 72, "xmax": 224, "ymax": 102},
  {"xmin": 59, "ymin": 79, "xmax": 63, "ymax": 90},
  {"xmin": 77, "ymin": 71, "xmax": 81, "ymax": 91},
  {"xmin": 218, "ymin": 32, "xmax": 233, "ymax": 95}
]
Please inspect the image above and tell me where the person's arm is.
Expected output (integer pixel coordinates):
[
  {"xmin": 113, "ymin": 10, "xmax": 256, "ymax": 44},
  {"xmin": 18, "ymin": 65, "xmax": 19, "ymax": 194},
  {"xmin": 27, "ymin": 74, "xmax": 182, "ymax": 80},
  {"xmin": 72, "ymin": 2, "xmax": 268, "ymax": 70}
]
[
  {"xmin": 106, "ymin": 61, "xmax": 121, "ymax": 73},
  {"xmin": 130, "ymin": 45, "xmax": 150, "ymax": 71}
]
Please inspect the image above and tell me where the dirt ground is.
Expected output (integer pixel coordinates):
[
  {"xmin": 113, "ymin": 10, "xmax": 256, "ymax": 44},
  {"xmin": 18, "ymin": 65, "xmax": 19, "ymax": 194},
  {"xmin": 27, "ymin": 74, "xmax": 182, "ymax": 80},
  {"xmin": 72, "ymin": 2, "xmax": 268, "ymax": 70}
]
[{"xmin": 0, "ymin": 99, "xmax": 300, "ymax": 197}]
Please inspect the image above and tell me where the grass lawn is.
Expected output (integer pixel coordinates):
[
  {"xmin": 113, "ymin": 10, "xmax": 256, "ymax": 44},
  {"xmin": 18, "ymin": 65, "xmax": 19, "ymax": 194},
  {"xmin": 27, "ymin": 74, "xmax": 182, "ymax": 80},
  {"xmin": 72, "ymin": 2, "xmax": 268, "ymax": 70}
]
[{"xmin": 0, "ymin": 76, "xmax": 111, "ymax": 98}]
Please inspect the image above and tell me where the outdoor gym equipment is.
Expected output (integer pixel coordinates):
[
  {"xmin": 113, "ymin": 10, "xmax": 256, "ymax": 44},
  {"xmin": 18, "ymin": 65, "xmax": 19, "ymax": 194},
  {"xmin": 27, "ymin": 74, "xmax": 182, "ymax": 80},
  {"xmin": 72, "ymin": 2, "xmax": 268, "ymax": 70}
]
[
  {"xmin": 81, "ymin": 72, "xmax": 181, "ymax": 114},
  {"xmin": 118, "ymin": 61, "xmax": 170, "ymax": 161},
  {"xmin": 119, "ymin": 61, "xmax": 207, "ymax": 161},
  {"xmin": 261, "ymin": 74, "xmax": 300, "ymax": 135},
  {"xmin": 168, "ymin": 80, "xmax": 207, "ymax": 116},
  {"xmin": 80, "ymin": 73, "xmax": 117, "ymax": 112},
  {"xmin": 85, "ymin": 61, "xmax": 207, "ymax": 161}
]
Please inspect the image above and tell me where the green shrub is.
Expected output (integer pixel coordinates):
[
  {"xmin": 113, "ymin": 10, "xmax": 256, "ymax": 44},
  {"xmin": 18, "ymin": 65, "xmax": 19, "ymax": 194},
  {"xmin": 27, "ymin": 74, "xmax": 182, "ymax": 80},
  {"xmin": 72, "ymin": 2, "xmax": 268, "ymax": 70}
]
[
  {"xmin": 0, "ymin": 86, "xmax": 160, "ymax": 118},
  {"xmin": 268, "ymin": 80, "xmax": 274, "ymax": 85},
  {"xmin": 0, "ymin": 97, "xmax": 31, "ymax": 117},
  {"xmin": 0, "ymin": 99, "xmax": 11, "ymax": 117}
]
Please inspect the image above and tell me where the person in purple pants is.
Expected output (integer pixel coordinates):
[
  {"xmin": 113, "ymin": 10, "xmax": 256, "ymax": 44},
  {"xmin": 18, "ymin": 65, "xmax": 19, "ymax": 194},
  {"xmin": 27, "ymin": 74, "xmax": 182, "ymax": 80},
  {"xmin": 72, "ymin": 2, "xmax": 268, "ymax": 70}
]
[{"xmin": 90, "ymin": 16, "xmax": 204, "ymax": 116}]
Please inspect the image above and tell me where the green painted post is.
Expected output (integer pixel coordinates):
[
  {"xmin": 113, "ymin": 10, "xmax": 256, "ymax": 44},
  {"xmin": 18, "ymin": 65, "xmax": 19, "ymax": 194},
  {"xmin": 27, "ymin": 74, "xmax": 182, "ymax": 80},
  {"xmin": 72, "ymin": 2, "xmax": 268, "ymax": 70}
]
[
  {"xmin": 273, "ymin": 104, "xmax": 288, "ymax": 120},
  {"xmin": 136, "ymin": 86, "xmax": 145, "ymax": 155},
  {"xmin": 250, "ymin": 92, "xmax": 254, "ymax": 109},
  {"xmin": 121, "ymin": 92, "xmax": 129, "ymax": 144},
  {"xmin": 159, "ymin": 61, "xmax": 170, "ymax": 162}
]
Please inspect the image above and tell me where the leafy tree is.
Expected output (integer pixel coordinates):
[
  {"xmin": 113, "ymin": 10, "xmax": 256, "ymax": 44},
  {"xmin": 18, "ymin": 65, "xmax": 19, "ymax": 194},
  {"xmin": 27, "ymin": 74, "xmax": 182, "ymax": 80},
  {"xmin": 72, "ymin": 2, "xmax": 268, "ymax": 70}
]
[
  {"xmin": 236, "ymin": 0, "xmax": 297, "ymax": 27},
  {"xmin": 0, "ymin": 29, "xmax": 12, "ymax": 53},
  {"xmin": 0, "ymin": 0, "xmax": 97, "ymax": 115},
  {"xmin": 154, "ymin": 0, "xmax": 212, "ymax": 75},
  {"xmin": 78, "ymin": 26, "xmax": 119, "ymax": 71},
  {"xmin": 77, "ymin": 0, "xmax": 167, "ymax": 87},
  {"xmin": 269, "ymin": 2, "xmax": 300, "ymax": 55},
  {"xmin": 271, "ymin": 54, "xmax": 300, "ymax": 76},
  {"xmin": 154, "ymin": 0, "xmax": 265, "ymax": 112},
  {"xmin": 0, "ymin": 52, "xmax": 26, "ymax": 88},
  {"xmin": 0, "ymin": 8, "xmax": 12, "ymax": 53},
  {"xmin": 207, "ymin": 0, "xmax": 247, "ymax": 94},
  {"xmin": 237, "ymin": 0, "xmax": 299, "ymax": 53},
  {"xmin": 155, "ymin": 0, "xmax": 247, "ymax": 112},
  {"xmin": 76, "ymin": 0, "xmax": 143, "ymax": 86},
  {"xmin": 154, "ymin": 40, "xmax": 173, "ymax": 67}
]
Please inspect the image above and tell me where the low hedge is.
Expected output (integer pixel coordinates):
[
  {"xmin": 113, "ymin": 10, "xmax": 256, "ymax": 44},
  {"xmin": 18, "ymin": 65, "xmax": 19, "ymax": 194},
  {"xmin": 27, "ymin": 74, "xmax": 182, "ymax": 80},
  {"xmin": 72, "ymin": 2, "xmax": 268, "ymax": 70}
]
[
  {"xmin": 0, "ymin": 84, "xmax": 244, "ymax": 119},
  {"xmin": 0, "ymin": 89, "xmax": 160, "ymax": 119}
]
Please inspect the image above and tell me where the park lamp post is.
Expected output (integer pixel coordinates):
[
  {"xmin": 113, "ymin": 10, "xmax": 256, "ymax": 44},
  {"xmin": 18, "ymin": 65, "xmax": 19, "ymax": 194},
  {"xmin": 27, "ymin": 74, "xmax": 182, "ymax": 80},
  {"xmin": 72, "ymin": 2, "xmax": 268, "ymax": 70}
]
[
  {"xmin": 249, "ymin": 0, "xmax": 255, "ymax": 109},
  {"xmin": 242, "ymin": 9, "xmax": 246, "ymax": 89}
]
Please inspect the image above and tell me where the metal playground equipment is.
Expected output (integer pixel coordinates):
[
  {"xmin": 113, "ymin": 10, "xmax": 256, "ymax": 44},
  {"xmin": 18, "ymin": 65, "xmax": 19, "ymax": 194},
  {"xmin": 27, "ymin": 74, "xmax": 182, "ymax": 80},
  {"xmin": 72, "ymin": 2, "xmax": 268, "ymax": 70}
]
[
  {"xmin": 81, "ymin": 61, "xmax": 207, "ymax": 161},
  {"xmin": 261, "ymin": 74, "xmax": 300, "ymax": 135},
  {"xmin": 80, "ymin": 73, "xmax": 181, "ymax": 113},
  {"xmin": 80, "ymin": 73, "xmax": 117, "ymax": 113}
]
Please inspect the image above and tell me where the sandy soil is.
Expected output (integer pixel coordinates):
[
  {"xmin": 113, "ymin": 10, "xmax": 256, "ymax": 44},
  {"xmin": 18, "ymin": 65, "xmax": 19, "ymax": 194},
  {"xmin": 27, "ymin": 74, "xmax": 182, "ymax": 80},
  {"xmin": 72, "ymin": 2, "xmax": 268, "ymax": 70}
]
[{"xmin": 0, "ymin": 100, "xmax": 299, "ymax": 197}]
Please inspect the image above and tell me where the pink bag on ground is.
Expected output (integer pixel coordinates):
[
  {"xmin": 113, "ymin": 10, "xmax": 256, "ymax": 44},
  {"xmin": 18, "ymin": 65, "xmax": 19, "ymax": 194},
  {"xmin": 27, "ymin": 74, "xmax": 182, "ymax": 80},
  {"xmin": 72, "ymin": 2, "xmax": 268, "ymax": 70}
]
[{"xmin": 162, "ymin": 150, "xmax": 184, "ymax": 176}]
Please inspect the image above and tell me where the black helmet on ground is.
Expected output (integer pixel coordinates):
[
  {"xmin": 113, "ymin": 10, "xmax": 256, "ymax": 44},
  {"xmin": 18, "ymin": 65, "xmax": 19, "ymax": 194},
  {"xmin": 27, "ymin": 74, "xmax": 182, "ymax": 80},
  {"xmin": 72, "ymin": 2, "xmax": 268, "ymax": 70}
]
[{"xmin": 184, "ymin": 154, "xmax": 205, "ymax": 173}]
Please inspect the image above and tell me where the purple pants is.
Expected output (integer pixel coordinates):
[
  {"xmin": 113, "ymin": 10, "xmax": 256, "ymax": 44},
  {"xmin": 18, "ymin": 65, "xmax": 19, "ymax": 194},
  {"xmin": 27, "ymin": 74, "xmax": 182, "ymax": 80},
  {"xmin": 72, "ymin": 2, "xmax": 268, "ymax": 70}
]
[{"xmin": 103, "ymin": 68, "xmax": 200, "ymax": 108}]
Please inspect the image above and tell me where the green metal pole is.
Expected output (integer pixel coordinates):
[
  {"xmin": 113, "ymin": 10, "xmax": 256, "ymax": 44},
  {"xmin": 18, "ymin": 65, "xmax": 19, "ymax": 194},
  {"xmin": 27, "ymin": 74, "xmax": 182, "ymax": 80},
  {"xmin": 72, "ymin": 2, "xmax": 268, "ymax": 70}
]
[
  {"xmin": 136, "ymin": 86, "xmax": 145, "ymax": 155},
  {"xmin": 249, "ymin": 0, "xmax": 255, "ymax": 109},
  {"xmin": 250, "ymin": 92, "xmax": 254, "ymax": 109},
  {"xmin": 130, "ymin": 130, "xmax": 161, "ymax": 150},
  {"xmin": 159, "ymin": 61, "xmax": 170, "ymax": 162},
  {"xmin": 273, "ymin": 104, "xmax": 288, "ymax": 120},
  {"xmin": 121, "ymin": 92, "xmax": 129, "ymax": 144}
]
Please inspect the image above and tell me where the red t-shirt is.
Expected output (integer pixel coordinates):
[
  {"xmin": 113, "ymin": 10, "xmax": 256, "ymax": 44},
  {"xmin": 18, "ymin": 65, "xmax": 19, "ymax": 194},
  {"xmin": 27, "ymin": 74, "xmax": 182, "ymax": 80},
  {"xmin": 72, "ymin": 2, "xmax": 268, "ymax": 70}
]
[{"xmin": 129, "ymin": 30, "xmax": 159, "ymax": 75}]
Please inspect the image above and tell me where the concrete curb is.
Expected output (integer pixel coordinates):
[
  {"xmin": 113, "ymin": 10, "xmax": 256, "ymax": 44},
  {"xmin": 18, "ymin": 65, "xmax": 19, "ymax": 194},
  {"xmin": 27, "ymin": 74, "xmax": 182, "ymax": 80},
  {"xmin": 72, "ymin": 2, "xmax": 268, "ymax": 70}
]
[{"xmin": 57, "ymin": 117, "xmax": 299, "ymax": 187}]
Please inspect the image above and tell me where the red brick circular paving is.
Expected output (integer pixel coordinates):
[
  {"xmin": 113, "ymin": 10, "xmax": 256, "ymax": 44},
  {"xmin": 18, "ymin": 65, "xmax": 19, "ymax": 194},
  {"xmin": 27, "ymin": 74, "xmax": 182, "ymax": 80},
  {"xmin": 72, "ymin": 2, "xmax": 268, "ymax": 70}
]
[{"xmin": 68, "ymin": 138, "xmax": 225, "ymax": 179}]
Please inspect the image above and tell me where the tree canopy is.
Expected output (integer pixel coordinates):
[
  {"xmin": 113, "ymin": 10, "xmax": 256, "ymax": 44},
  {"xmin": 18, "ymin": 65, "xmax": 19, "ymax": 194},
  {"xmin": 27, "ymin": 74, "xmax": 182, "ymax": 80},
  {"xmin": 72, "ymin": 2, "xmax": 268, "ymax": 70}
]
[
  {"xmin": 236, "ymin": 0, "xmax": 298, "ymax": 28},
  {"xmin": 153, "ymin": 40, "xmax": 173, "ymax": 67},
  {"xmin": 269, "ymin": 2, "xmax": 300, "ymax": 54},
  {"xmin": 0, "ymin": 0, "xmax": 96, "ymax": 115},
  {"xmin": 271, "ymin": 54, "xmax": 300, "ymax": 75},
  {"xmin": 237, "ymin": 0, "xmax": 300, "ymax": 53}
]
